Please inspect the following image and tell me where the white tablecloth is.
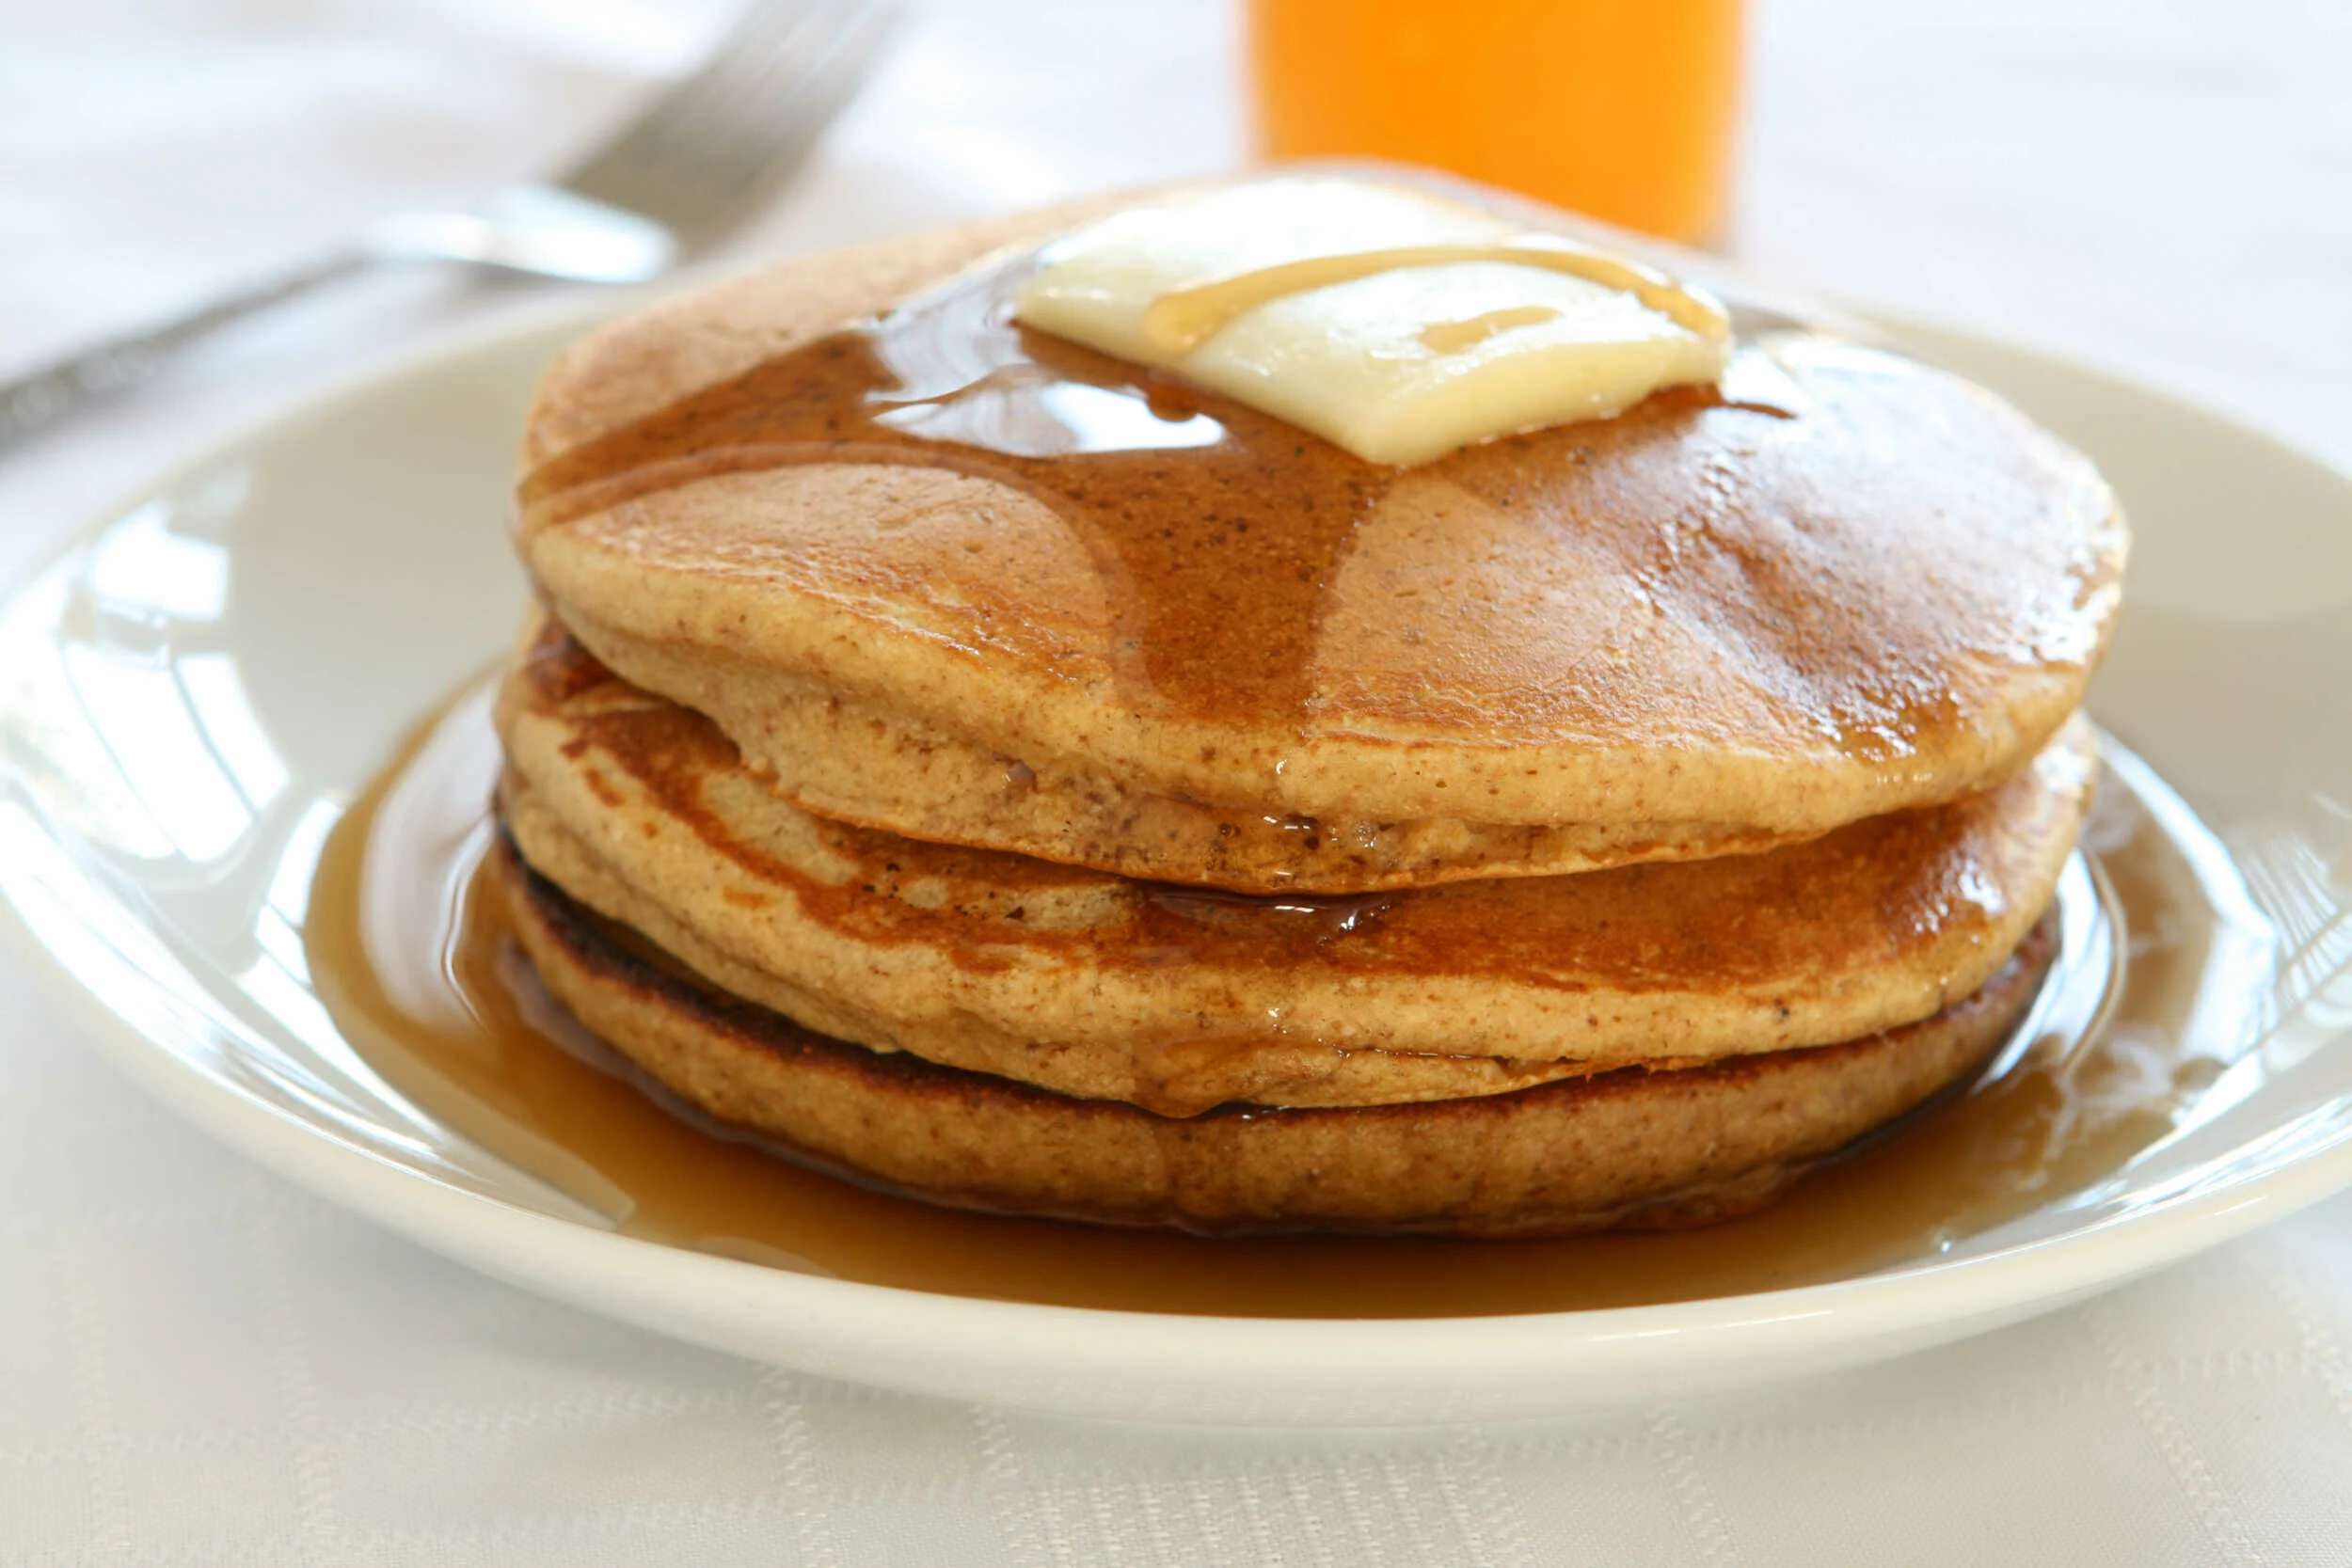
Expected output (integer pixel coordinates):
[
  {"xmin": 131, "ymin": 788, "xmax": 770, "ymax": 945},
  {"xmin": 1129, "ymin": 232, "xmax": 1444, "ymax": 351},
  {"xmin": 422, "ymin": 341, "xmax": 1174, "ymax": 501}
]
[{"xmin": 5, "ymin": 2, "xmax": 2350, "ymax": 1561}]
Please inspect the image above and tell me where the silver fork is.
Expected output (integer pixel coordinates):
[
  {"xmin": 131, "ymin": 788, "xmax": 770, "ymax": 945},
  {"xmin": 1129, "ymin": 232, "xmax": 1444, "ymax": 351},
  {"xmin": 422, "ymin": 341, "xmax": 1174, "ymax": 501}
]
[{"xmin": 0, "ymin": 0, "xmax": 896, "ymax": 451}]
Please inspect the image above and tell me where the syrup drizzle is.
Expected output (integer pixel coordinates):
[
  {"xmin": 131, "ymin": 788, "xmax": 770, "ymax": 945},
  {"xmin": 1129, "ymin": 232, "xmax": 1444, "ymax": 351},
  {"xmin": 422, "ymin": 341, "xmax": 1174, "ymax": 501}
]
[{"xmin": 516, "ymin": 249, "xmax": 2110, "ymax": 765}]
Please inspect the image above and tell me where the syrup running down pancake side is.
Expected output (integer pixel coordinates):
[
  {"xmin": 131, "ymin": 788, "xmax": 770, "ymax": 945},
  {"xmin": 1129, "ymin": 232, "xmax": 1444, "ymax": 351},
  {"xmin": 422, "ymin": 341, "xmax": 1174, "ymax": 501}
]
[
  {"xmin": 493, "ymin": 618, "xmax": 2094, "ymax": 1123},
  {"xmin": 304, "ymin": 677, "xmax": 2265, "ymax": 1318}
]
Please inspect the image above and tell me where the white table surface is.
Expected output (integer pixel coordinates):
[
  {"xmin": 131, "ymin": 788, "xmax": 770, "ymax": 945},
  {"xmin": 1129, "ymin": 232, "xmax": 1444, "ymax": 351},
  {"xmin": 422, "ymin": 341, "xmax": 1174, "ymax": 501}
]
[{"xmin": 4, "ymin": 1, "xmax": 2350, "ymax": 1561}]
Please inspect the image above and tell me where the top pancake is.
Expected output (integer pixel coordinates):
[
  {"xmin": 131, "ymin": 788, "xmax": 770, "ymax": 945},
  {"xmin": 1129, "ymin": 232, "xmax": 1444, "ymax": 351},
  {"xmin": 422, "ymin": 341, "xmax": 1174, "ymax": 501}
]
[{"xmin": 516, "ymin": 175, "xmax": 2126, "ymax": 894}]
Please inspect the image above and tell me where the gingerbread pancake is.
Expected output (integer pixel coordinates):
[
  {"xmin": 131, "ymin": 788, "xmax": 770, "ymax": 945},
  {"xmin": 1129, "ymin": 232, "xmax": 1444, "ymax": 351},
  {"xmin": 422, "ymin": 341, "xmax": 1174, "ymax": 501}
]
[
  {"xmin": 514, "ymin": 175, "xmax": 2125, "ymax": 893},
  {"xmin": 496, "ymin": 619, "xmax": 2093, "ymax": 1117},
  {"xmin": 495, "ymin": 839, "xmax": 2059, "ymax": 1238}
]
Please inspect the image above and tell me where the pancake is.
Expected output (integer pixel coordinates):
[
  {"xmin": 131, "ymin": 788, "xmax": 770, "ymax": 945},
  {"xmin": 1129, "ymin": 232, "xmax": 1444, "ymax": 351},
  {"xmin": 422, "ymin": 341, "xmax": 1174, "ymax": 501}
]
[
  {"xmin": 494, "ymin": 836, "xmax": 2060, "ymax": 1238},
  {"xmin": 516, "ymin": 174, "xmax": 2127, "ymax": 894},
  {"xmin": 496, "ymin": 618, "xmax": 2094, "ymax": 1117}
]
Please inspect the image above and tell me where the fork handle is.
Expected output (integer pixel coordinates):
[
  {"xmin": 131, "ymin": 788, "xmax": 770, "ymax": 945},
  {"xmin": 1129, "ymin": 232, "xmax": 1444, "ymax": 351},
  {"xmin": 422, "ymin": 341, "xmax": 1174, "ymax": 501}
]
[{"xmin": 0, "ymin": 248, "xmax": 375, "ymax": 452}]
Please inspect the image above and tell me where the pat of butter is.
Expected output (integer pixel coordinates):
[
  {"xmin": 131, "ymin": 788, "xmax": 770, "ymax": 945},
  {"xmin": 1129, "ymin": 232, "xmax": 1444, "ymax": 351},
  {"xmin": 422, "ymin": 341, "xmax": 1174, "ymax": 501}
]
[{"xmin": 1012, "ymin": 180, "xmax": 1731, "ymax": 466}]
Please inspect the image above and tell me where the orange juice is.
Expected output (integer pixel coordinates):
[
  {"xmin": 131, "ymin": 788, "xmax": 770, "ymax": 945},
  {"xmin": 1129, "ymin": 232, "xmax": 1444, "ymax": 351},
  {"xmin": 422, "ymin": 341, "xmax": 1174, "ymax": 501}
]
[{"xmin": 1247, "ymin": 0, "xmax": 1744, "ymax": 245}]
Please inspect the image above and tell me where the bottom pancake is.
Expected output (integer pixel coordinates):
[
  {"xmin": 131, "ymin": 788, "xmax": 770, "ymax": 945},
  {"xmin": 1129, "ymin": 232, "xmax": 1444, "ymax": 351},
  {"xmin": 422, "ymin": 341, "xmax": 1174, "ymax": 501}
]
[{"xmin": 493, "ymin": 838, "xmax": 2059, "ymax": 1239}]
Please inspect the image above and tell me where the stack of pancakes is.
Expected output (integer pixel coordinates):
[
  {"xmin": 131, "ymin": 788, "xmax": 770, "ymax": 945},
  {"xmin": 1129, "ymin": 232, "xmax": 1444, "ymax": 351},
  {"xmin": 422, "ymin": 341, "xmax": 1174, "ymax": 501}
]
[{"xmin": 493, "ymin": 186, "xmax": 2126, "ymax": 1238}]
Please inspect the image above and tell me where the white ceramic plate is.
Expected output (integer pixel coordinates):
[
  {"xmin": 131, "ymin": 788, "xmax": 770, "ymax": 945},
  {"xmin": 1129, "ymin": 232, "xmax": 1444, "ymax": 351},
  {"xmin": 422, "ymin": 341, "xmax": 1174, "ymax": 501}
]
[{"xmin": 2, "ymin": 296, "xmax": 2348, "ymax": 1428}]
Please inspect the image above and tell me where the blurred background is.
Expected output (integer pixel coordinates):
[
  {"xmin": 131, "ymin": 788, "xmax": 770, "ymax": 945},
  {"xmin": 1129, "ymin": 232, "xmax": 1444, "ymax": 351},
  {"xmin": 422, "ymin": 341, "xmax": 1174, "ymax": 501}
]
[{"xmin": 5, "ymin": 0, "xmax": 2349, "ymax": 498}]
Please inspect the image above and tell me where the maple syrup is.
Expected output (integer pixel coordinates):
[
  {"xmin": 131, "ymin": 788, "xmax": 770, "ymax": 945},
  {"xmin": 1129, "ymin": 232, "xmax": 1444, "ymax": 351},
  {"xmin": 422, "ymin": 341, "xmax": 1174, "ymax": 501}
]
[
  {"xmin": 516, "ymin": 247, "xmax": 2099, "ymax": 769},
  {"xmin": 302, "ymin": 677, "xmax": 2273, "ymax": 1318}
]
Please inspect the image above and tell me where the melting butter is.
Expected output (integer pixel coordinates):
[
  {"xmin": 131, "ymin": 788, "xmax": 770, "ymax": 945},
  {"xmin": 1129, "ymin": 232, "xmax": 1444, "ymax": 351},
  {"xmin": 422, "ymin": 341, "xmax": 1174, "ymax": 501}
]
[{"xmin": 1013, "ymin": 179, "xmax": 1731, "ymax": 466}]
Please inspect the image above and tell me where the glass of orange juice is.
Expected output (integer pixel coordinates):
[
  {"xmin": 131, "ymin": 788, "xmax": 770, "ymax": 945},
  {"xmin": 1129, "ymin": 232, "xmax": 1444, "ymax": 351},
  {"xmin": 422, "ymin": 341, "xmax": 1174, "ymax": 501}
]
[{"xmin": 1246, "ymin": 0, "xmax": 1744, "ymax": 246}]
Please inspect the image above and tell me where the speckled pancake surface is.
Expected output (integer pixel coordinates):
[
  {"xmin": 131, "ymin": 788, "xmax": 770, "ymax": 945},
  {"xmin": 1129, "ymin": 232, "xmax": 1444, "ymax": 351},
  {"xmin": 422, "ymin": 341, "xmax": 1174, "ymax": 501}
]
[
  {"xmin": 496, "ymin": 621, "xmax": 2093, "ymax": 1117},
  {"xmin": 495, "ymin": 839, "xmax": 2059, "ymax": 1238},
  {"xmin": 516, "ymin": 177, "xmax": 2126, "ymax": 893}
]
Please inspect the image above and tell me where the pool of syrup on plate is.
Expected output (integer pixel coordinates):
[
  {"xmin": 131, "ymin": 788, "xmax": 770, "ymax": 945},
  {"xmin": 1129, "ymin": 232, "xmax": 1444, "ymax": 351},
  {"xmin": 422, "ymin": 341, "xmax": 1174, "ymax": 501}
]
[{"xmin": 303, "ymin": 679, "xmax": 2268, "ymax": 1318}]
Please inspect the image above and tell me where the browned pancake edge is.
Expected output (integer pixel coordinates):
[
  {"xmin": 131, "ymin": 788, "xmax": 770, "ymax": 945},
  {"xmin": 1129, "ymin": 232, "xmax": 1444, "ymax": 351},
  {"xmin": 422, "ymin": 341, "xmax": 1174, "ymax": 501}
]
[{"xmin": 493, "ymin": 836, "xmax": 2059, "ymax": 1239}]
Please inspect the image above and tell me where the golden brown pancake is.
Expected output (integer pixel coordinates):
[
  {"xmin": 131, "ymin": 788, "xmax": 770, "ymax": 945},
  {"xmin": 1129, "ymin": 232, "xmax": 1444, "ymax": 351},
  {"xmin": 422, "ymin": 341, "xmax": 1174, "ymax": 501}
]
[
  {"xmin": 494, "ymin": 837, "xmax": 2059, "ymax": 1238},
  {"xmin": 497, "ymin": 619, "xmax": 2093, "ymax": 1117},
  {"xmin": 515, "ymin": 175, "xmax": 2126, "ymax": 893}
]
